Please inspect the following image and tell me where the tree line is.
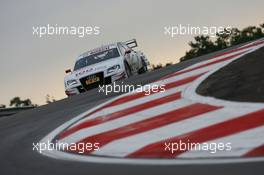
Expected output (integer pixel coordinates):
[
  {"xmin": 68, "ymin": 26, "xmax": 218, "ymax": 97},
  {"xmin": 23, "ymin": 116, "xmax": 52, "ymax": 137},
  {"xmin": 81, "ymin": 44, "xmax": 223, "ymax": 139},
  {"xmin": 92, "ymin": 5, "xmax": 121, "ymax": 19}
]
[
  {"xmin": 0, "ymin": 94, "xmax": 56, "ymax": 109},
  {"xmin": 151, "ymin": 22, "xmax": 264, "ymax": 69},
  {"xmin": 180, "ymin": 22, "xmax": 264, "ymax": 62}
]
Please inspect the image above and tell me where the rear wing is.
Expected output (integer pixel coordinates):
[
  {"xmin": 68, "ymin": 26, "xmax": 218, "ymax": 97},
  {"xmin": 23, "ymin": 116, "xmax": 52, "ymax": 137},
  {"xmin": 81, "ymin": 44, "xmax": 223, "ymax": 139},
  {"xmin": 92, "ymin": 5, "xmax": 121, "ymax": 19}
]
[{"xmin": 125, "ymin": 39, "xmax": 138, "ymax": 49}]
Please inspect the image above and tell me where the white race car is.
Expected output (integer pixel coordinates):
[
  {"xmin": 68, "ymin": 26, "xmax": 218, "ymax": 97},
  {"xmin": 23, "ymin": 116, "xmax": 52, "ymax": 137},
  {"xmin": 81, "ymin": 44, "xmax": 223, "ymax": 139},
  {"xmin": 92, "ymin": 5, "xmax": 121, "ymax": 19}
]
[{"xmin": 64, "ymin": 39, "xmax": 150, "ymax": 96}]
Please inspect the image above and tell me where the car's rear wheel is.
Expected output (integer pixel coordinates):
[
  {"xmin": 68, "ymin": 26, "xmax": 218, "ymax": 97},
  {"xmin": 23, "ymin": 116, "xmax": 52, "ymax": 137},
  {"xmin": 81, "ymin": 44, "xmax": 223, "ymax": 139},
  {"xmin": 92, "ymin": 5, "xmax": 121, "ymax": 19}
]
[
  {"xmin": 138, "ymin": 57, "xmax": 148, "ymax": 74},
  {"xmin": 124, "ymin": 61, "xmax": 132, "ymax": 78}
]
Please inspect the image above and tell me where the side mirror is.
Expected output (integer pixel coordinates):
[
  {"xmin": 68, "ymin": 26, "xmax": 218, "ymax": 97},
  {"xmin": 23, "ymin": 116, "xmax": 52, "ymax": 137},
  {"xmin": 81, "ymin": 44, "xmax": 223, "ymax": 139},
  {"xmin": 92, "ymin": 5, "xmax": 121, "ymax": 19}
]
[
  {"xmin": 65, "ymin": 69, "xmax": 72, "ymax": 74},
  {"xmin": 125, "ymin": 50, "xmax": 131, "ymax": 55}
]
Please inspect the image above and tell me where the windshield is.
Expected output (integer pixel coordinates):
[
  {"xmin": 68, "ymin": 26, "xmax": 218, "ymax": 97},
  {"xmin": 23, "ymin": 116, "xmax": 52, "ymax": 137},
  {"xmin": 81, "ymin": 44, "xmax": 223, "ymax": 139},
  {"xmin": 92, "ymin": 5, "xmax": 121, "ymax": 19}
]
[{"xmin": 74, "ymin": 48, "xmax": 120, "ymax": 71}]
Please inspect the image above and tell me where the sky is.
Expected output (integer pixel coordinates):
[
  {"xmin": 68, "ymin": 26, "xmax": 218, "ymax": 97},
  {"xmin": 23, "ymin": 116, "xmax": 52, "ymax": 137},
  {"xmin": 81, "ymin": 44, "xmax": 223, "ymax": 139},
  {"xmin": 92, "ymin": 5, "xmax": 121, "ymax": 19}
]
[{"xmin": 0, "ymin": 0, "xmax": 263, "ymax": 106}]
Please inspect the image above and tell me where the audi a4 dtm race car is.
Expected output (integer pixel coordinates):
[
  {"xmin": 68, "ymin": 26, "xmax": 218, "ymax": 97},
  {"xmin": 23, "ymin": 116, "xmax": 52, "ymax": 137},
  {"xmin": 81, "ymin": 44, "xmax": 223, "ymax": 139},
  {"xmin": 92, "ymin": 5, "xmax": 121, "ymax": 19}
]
[{"xmin": 64, "ymin": 39, "xmax": 150, "ymax": 96}]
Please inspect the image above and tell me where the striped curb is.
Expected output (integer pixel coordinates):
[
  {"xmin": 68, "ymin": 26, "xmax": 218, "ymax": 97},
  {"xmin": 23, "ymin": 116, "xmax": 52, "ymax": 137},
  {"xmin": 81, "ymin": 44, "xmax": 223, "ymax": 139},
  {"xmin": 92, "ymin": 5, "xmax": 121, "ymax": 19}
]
[{"xmin": 39, "ymin": 38, "xmax": 264, "ymax": 164}]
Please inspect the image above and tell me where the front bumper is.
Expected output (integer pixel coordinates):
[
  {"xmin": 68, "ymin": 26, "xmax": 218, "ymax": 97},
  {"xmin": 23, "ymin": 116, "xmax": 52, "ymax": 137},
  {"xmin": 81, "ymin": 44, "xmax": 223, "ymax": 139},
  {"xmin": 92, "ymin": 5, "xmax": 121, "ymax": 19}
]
[{"xmin": 65, "ymin": 71, "xmax": 126, "ymax": 96}]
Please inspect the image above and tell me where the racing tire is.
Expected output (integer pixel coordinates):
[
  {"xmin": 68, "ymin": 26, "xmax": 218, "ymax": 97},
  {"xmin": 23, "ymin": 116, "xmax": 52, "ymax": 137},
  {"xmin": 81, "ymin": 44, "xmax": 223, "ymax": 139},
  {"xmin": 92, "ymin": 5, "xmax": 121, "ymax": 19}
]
[
  {"xmin": 124, "ymin": 61, "xmax": 132, "ymax": 78},
  {"xmin": 138, "ymin": 57, "xmax": 148, "ymax": 74}
]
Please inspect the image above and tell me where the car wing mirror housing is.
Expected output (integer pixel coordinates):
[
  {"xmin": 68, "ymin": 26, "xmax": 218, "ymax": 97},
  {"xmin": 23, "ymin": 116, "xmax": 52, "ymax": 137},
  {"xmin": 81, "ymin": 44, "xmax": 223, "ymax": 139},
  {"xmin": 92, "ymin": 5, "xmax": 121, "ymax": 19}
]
[
  {"xmin": 65, "ymin": 69, "xmax": 72, "ymax": 74},
  {"xmin": 125, "ymin": 50, "xmax": 131, "ymax": 55}
]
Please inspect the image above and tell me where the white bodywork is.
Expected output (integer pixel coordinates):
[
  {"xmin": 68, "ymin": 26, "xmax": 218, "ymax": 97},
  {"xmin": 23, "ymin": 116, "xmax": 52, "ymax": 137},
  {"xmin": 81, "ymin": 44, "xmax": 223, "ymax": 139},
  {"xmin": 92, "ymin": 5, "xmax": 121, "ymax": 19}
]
[{"xmin": 64, "ymin": 39, "xmax": 150, "ymax": 96}]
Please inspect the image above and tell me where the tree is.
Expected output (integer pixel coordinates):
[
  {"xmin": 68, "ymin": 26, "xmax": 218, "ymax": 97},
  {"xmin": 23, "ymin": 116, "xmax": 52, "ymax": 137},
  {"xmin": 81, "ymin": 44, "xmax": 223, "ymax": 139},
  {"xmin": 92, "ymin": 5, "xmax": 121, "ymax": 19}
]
[
  {"xmin": 46, "ymin": 94, "xmax": 56, "ymax": 104},
  {"xmin": 165, "ymin": 62, "xmax": 173, "ymax": 67},
  {"xmin": 152, "ymin": 63, "xmax": 163, "ymax": 70},
  {"xmin": 260, "ymin": 23, "xmax": 264, "ymax": 31},
  {"xmin": 0, "ymin": 104, "xmax": 6, "ymax": 108},
  {"xmin": 10, "ymin": 97, "xmax": 34, "ymax": 107},
  {"xmin": 215, "ymin": 28, "xmax": 232, "ymax": 49},
  {"xmin": 229, "ymin": 28, "xmax": 241, "ymax": 45},
  {"xmin": 181, "ymin": 35, "xmax": 216, "ymax": 61},
  {"xmin": 10, "ymin": 97, "xmax": 23, "ymax": 107},
  {"xmin": 22, "ymin": 99, "xmax": 32, "ymax": 106}
]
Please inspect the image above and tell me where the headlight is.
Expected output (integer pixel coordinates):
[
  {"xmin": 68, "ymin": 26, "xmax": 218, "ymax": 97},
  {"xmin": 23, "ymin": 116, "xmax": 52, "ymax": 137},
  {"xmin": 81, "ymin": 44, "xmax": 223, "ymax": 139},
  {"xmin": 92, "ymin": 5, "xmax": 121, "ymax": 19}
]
[
  {"xmin": 67, "ymin": 79, "xmax": 78, "ymax": 86},
  {"xmin": 107, "ymin": 64, "xmax": 121, "ymax": 74}
]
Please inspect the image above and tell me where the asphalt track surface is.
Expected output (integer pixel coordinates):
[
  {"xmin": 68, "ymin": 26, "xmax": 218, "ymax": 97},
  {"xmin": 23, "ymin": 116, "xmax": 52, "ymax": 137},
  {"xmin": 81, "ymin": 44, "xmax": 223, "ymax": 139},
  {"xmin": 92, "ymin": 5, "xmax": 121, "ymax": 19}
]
[{"xmin": 0, "ymin": 41, "xmax": 264, "ymax": 175}]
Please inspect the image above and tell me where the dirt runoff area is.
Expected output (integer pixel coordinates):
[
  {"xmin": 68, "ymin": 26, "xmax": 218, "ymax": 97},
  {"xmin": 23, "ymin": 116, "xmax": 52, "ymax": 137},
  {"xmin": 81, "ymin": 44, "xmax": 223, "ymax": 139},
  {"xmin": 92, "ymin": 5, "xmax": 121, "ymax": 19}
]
[{"xmin": 197, "ymin": 46, "xmax": 264, "ymax": 102}]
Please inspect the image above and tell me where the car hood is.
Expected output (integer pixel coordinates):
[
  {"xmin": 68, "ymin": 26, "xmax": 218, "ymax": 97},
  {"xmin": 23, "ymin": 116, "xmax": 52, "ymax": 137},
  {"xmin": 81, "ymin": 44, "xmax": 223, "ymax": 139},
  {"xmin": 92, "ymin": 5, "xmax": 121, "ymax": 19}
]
[{"xmin": 64, "ymin": 57, "xmax": 123, "ymax": 81}]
